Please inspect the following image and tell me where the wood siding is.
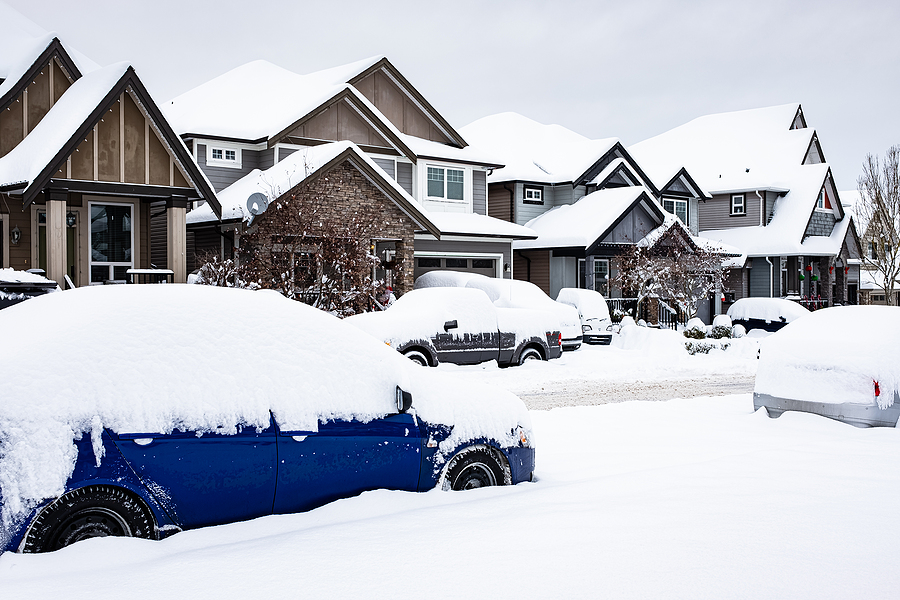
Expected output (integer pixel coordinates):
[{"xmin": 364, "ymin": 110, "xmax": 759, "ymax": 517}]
[
  {"xmin": 372, "ymin": 157, "xmax": 396, "ymax": 179},
  {"xmin": 397, "ymin": 162, "xmax": 413, "ymax": 195},
  {"xmin": 600, "ymin": 203, "xmax": 656, "ymax": 244},
  {"xmin": 699, "ymin": 193, "xmax": 761, "ymax": 230},
  {"xmin": 286, "ymin": 98, "xmax": 391, "ymax": 148},
  {"xmin": 354, "ymin": 69, "xmax": 452, "ymax": 144},
  {"xmin": 513, "ymin": 249, "xmax": 550, "ymax": 295},
  {"xmin": 0, "ymin": 58, "xmax": 73, "ymax": 159},
  {"xmin": 487, "ymin": 184, "xmax": 512, "ymax": 222}
]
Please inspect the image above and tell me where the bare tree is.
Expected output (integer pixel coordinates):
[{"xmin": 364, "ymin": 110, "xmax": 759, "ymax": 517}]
[
  {"xmin": 857, "ymin": 145, "xmax": 900, "ymax": 305},
  {"xmin": 614, "ymin": 225, "xmax": 728, "ymax": 320}
]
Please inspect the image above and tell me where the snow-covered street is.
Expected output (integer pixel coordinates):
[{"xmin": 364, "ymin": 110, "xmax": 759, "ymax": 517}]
[{"xmin": 2, "ymin": 334, "xmax": 897, "ymax": 599}]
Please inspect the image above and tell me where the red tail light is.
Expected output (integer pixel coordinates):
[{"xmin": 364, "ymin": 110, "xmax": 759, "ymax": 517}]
[
  {"xmin": 557, "ymin": 333, "xmax": 562, "ymax": 346},
  {"xmin": 874, "ymin": 380, "xmax": 881, "ymax": 397}
]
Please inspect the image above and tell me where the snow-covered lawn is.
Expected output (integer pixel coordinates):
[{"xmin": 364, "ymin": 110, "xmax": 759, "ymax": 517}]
[
  {"xmin": 2, "ymin": 392, "xmax": 897, "ymax": 599},
  {"xmin": 2, "ymin": 321, "xmax": 897, "ymax": 598}
]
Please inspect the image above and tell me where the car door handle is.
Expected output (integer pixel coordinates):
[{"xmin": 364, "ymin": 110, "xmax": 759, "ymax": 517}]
[{"xmin": 291, "ymin": 435, "xmax": 307, "ymax": 442}]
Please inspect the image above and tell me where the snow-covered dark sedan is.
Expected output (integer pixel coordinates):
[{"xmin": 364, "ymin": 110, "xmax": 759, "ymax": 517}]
[
  {"xmin": 347, "ymin": 287, "xmax": 562, "ymax": 367},
  {"xmin": 0, "ymin": 285, "xmax": 534, "ymax": 554}
]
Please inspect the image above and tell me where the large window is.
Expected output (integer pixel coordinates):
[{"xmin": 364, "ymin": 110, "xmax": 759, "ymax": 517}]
[
  {"xmin": 663, "ymin": 198, "xmax": 688, "ymax": 225},
  {"xmin": 90, "ymin": 203, "xmax": 132, "ymax": 283},
  {"xmin": 579, "ymin": 258, "xmax": 609, "ymax": 296},
  {"xmin": 730, "ymin": 194, "xmax": 745, "ymax": 216},
  {"xmin": 427, "ymin": 166, "xmax": 464, "ymax": 201}
]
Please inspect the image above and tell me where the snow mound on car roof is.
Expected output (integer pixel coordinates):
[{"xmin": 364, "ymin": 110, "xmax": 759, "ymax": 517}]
[
  {"xmin": 0, "ymin": 285, "xmax": 529, "ymax": 528},
  {"xmin": 727, "ymin": 297, "xmax": 810, "ymax": 323},
  {"xmin": 754, "ymin": 305, "xmax": 900, "ymax": 408}
]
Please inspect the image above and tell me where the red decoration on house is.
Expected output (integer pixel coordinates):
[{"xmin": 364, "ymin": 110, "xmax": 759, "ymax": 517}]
[
  {"xmin": 874, "ymin": 380, "xmax": 881, "ymax": 397},
  {"xmin": 844, "ymin": 267, "xmax": 850, "ymax": 275},
  {"xmin": 829, "ymin": 266, "xmax": 834, "ymax": 274},
  {"xmin": 806, "ymin": 265, "xmax": 813, "ymax": 271}
]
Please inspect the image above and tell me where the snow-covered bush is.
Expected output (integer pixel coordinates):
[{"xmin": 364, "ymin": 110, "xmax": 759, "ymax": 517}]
[
  {"xmin": 683, "ymin": 318, "xmax": 706, "ymax": 339},
  {"xmin": 731, "ymin": 324, "xmax": 746, "ymax": 338},
  {"xmin": 708, "ymin": 325, "xmax": 732, "ymax": 339},
  {"xmin": 620, "ymin": 315, "xmax": 636, "ymax": 328},
  {"xmin": 684, "ymin": 339, "xmax": 731, "ymax": 355}
]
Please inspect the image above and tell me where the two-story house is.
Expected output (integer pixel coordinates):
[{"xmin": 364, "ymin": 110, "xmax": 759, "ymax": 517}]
[
  {"xmin": 460, "ymin": 112, "xmax": 711, "ymax": 302},
  {"xmin": 167, "ymin": 57, "xmax": 535, "ymax": 291},
  {"xmin": 630, "ymin": 103, "xmax": 862, "ymax": 309},
  {"xmin": 0, "ymin": 4, "xmax": 218, "ymax": 288}
]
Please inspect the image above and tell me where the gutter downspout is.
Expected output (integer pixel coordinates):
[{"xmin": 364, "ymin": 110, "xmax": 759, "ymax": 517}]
[
  {"xmin": 756, "ymin": 190, "xmax": 765, "ymax": 227},
  {"xmin": 757, "ymin": 190, "xmax": 774, "ymax": 297},
  {"xmin": 765, "ymin": 256, "xmax": 774, "ymax": 298}
]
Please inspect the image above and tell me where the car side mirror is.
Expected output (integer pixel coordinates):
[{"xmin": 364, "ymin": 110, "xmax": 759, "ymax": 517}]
[
  {"xmin": 395, "ymin": 386, "xmax": 413, "ymax": 413},
  {"xmin": 443, "ymin": 319, "xmax": 458, "ymax": 331}
]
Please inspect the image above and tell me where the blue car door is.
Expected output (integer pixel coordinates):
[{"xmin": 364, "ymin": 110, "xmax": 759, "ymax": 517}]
[
  {"xmin": 111, "ymin": 421, "xmax": 277, "ymax": 529},
  {"xmin": 273, "ymin": 413, "xmax": 423, "ymax": 514}
]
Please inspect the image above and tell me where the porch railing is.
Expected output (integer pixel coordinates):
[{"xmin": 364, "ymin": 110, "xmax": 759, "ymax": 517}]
[{"xmin": 656, "ymin": 299, "xmax": 680, "ymax": 330}]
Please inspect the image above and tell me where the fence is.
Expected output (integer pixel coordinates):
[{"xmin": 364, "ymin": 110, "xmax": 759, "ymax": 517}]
[{"xmin": 607, "ymin": 297, "xmax": 683, "ymax": 330}]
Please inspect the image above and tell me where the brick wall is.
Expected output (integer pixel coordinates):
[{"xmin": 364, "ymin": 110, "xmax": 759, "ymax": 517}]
[{"xmin": 254, "ymin": 160, "xmax": 418, "ymax": 295}]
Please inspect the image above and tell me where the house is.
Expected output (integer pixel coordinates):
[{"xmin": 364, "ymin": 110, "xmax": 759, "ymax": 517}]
[
  {"xmin": 842, "ymin": 188, "xmax": 900, "ymax": 305},
  {"xmin": 0, "ymin": 4, "xmax": 218, "ymax": 287},
  {"xmin": 166, "ymin": 58, "xmax": 535, "ymax": 284},
  {"xmin": 630, "ymin": 103, "xmax": 862, "ymax": 310},
  {"xmin": 186, "ymin": 140, "xmax": 438, "ymax": 297},
  {"xmin": 459, "ymin": 112, "xmax": 713, "ymax": 306}
]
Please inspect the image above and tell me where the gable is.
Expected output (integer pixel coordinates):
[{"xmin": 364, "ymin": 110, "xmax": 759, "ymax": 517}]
[
  {"xmin": 280, "ymin": 96, "xmax": 392, "ymax": 149},
  {"xmin": 803, "ymin": 133, "xmax": 825, "ymax": 165},
  {"xmin": 596, "ymin": 202, "xmax": 659, "ymax": 247},
  {"xmin": 596, "ymin": 161, "xmax": 641, "ymax": 189},
  {"xmin": 0, "ymin": 54, "xmax": 76, "ymax": 158},
  {"xmin": 349, "ymin": 59, "xmax": 466, "ymax": 148},
  {"xmin": 56, "ymin": 89, "xmax": 191, "ymax": 188},
  {"xmin": 790, "ymin": 106, "xmax": 807, "ymax": 130}
]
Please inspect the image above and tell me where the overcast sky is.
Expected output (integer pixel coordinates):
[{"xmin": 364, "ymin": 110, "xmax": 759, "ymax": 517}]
[{"xmin": 9, "ymin": 0, "xmax": 898, "ymax": 190}]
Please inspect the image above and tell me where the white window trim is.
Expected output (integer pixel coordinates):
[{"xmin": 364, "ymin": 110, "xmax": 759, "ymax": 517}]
[
  {"xmin": 523, "ymin": 185, "xmax": 544, "ymax": 205},
  {"xmin": 422, "ymin": 162, "xmax": 470, "ymax": 204},
  {"xmin": 205, "ymin": 142, "xmax": 243, "ymax": 169},
  {"xmin": 414, "ymin": 251, "xmax": 503, "ymax": 278},
  {"xmin": 730, "ymin": 194, "xmax": 746, "ymax": 216},
  {"xmin": 663, "ymin": 197, "xmax": 689, "ymax": 225},
  {"xmin": 88, "ymin": 200, "xmax": 136, "ymax": 284}
]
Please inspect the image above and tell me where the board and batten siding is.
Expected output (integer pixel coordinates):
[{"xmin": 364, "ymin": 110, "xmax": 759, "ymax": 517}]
[
  {"xmin": 472, "ymin": 170, "xmax": 486, "ymax": 215},
  {"xmin": 698, "ymin": 193, "xmax": 761, "ymax": 230},
  {"xmin": 600, "ymin": 203, "xmax": 656, "ymax": 245}
]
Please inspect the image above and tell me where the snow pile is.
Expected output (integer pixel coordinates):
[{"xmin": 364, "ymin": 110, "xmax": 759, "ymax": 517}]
[
  {"xmin": 465, "ymin": 276, "xmax": 581, "ymax": 339},
  {"xmin": 727, "ymin": 297, "xmax": 811, "ymax": 323},
  {"xmin": 755, "ymin": 305, "xmax": 900, "ymax": 408},
  {"xmin": 613, "ymin": 323, "xmax": 688, "ymax": 354},
  {"xmin": 0, "ymin": 268, "xmax": 56, "ymax": 285},
  {"xmin": 0, "ymin": 285, "xmax": 530, "ymax": 526},
  {"xmin": 415, "ymin": 270, "xmax": 478, "ymax": 289}
]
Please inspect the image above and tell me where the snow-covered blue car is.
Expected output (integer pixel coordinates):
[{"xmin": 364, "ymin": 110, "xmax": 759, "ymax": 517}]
[{"xmin": 0, "ymin": 285, "xmax": 534, "ymax": 554}]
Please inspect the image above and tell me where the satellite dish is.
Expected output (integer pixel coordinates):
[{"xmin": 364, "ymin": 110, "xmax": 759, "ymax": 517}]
[{"xmin": 246, "ymin": 192, "xmax": 269, "ymax": 216}]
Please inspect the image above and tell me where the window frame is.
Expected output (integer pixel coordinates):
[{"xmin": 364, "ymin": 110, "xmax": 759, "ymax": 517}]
[
  {"xmin": 88, "ymin": 201, "xmax": 134, "ymax": 284},
  {"xmin": 730, "ymin": 194, "xmax": 746, "ymax": 216},
  {"xmin": 206, "ymin": 143, "xmax": 242, "ymax": 169},
  {"xmin": 523, "ymin": 185, "xmax": 544, "ymax": 205},
  {"xmin": 425, "ymin": 164, "xmax": 467, "ymax": 203},
  {"xmin": 663, "ymin": 197, "xmax": 688, "ymax": 225}
]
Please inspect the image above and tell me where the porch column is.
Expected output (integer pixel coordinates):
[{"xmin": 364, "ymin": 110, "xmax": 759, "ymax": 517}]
[
  {"xmin": 46, "ymin": 190, "xmax": 67, "ymax": 288},
  {"xmin": 166, "ymin": 196, "xmax": 189, "ymax": 283}
]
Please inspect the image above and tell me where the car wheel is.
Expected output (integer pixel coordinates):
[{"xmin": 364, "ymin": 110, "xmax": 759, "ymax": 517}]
[
  {"xmin": 518, "ymin": 346, "xmax": 543, "ymax": 365},
  {"xmin": 21, "ymin": 485, "xmax": 156, "ymax": 553},
  {"xmin": 403, "ymin": 349, "xmax": 430, "ymax": 367},
  {"xmin": 443, "ymin": 448, "xmax": 507, "ymax": 491}
]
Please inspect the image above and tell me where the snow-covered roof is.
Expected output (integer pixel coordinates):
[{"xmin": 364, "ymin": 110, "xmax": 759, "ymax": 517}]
[
  {"xmin": 0, "ymin": 62, "xmax": 130, "ymax": 190},
  {"xmin": 630, "ymin": 103, "xmax": 814, "ymax": 194},
  {"xmin": 637, "ymin": 213, "xmax": 742, "ymax": 262},
  {"xmin": 187, "ymin": 140, "xmax": 438, "ymax": 236},
  {"xmin": 460, "ymin": 112, "xmax": 619, "ymax": 185},
  {"xmin": 399, "ymin": 133, "xmax": 502, "ymax": 168},
  {"xmin": 0, "ymin": 4, "xmax": 97, "ymax": 83},
  {"xmin": 422, "ymin": 212, "xmax": 536, "ymax": 240},
  {"xmin": 514, "ymin": 187, "xmax": 658, "ymax": 250}
]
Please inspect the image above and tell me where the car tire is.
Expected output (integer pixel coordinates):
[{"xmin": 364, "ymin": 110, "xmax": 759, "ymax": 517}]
[
  {"xmin": 518, "ymin": 346, "xmax": 543, "ymax": 365},
  {"xmin": 21, "ymin": 485, "xmax": 156, "ymax": 553},
  {"xmin": 403, "ymin": 349, "xmax": 430, "ymax": 367},
  {"xmin": 443, "ymin": 448, "xmax": 507, "ymax": 491}
]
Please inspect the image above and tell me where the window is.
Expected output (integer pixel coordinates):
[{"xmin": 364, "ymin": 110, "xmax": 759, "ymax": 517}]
[
  {"xmin": 417, "ymin": 257, "xmax": 441, "ymax": 268},
  {"xmin": 817, "ymin": 189, "xmax": 824, "ymax": 209},
  {"xmin": 730, "ymin": 194, "xmax": 745, "ymax": 216},
  {"xmin": 445, "ymin": 258, "xmax": 467, "ymax": 269},
  {"xmin": 207, "ymin": 145, "xmax": 241, "ymax": 168},
  {"xmin": 663, "ymin": 198, "xmax": 688, "ymax": 225},
  {"xmin": 579, "ymin": 258, "xmax": 609, "ymax": 295},
  {"xmin": 90, "ymin": 203, "xmax": 132, "ymax": 283},
  {"xmin": 523, "ymin": 185, "xmax": 543, "ymax": 205},
  {"xmin": 472, "ymin": 259, "xmax": 494, "ymax": 269},
  {"xmin": 427, "ymin": 166, "xmax": 465, "ymax": 201},
  {"xmin": 869, "ymin": 241, "xmax": 878, "ymax": 260}
]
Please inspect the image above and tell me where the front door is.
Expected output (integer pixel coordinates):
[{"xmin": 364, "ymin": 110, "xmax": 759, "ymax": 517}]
[{"xmin": 37, "ymin": 210, "xmax": 78, "ymax": 284}]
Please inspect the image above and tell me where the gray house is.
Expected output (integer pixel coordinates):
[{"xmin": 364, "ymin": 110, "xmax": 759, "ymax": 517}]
[
  {"xmin": 166, "ymin": 57, "xmax": 535, "ymax": 283},
  {"xmin": 631, "ymin": 103, "xmax": 862, "ymax": 310}
]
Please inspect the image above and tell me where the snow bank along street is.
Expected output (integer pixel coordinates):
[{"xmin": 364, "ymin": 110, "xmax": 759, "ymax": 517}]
[{"xmin": 2, "ymin": 394, "xmax": 897, "ymax": 600}]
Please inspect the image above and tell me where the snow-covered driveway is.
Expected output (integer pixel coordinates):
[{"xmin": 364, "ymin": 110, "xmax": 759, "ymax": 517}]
[{"xmin": 2, "ymin": 392, "xmax": 897, "ymax": 599}]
